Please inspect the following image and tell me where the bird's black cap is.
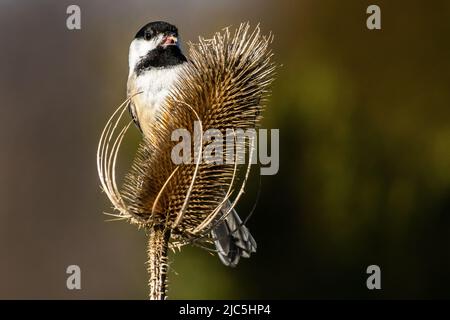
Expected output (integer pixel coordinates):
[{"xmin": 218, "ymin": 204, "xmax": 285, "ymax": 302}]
[
  {"xmin": 133, "ymin": 21, "xmax": 187, "ymax": 73},
  {"xmin": 135, "ymin": 21, "xmax": 179, "ymax": 40}
]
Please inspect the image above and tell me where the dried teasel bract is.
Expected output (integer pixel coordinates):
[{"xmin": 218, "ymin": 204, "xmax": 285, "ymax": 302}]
[{"xmin": 97, "ymin": 22, "xmax": 276, "ymax": 299}]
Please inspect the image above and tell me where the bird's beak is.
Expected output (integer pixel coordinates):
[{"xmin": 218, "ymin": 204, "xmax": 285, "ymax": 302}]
[{"xmin": 162, "ymin": 35, "xmax": 177, "ymax": 46}]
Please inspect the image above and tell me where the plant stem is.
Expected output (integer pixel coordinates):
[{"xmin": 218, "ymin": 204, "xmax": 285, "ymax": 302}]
[{"xmin": 147, "ymin": 225, "xmax": 171, "ymax": 300}]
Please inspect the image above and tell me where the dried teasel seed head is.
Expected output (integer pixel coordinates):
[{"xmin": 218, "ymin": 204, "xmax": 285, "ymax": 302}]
[{"xmin": 98, "ymin": 22, "xmax": 276, "ymax": 250}]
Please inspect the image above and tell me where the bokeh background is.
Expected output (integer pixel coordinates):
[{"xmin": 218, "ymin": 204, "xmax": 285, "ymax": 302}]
[{"xmin": 1, "ymin": 0, "xmax": 450, "ymax": 299}]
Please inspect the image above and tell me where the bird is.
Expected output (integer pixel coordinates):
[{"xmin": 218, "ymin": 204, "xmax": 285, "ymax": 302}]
[{"xmin": 126, "ymin": 21, "xmax": 257, "ymax": 267}]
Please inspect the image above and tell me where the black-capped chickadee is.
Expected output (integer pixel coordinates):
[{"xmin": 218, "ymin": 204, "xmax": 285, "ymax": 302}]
[
  {"xmin": 127, "ymin": 21, "xmax": 187, "ymax": 135},
  {"xmin": 127, "ymin": 21, "xmax": 256, "ymax": 267}
]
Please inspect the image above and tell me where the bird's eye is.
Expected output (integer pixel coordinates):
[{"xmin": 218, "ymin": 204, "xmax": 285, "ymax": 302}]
[{"xmin": 144, "ymin": 30, "xmax": 152, "ymax": 40}]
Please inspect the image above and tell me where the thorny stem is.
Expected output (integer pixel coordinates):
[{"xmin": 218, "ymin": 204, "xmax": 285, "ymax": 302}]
[{"xmin": 147, "ymin": 226, "xmax": 171, "ymax": 300}]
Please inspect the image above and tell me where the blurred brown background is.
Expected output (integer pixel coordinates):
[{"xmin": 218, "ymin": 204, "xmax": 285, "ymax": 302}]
[{"xmin": 1, "ymin": 0, "xmax": 450, "ymax": 299}]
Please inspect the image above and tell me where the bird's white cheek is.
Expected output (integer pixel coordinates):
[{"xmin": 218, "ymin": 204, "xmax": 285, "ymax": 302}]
[{"xmin": 128, "ymin": 36, "xmax": 163, "ymax": 73}]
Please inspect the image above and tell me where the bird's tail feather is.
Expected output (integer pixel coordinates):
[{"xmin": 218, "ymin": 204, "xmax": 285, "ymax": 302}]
[{"xmin": 211, "ymin": 201, "xmax": 257, "ymax": 267}]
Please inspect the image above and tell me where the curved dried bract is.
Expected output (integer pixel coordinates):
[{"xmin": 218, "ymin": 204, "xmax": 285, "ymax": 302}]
[
  {"xmin": 101, "ymin": 22, "xmax": 275, "ymax": 249},
  {"xmin": 97, "ymin": 97, "xmax": 132, "ymax": 218}
]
